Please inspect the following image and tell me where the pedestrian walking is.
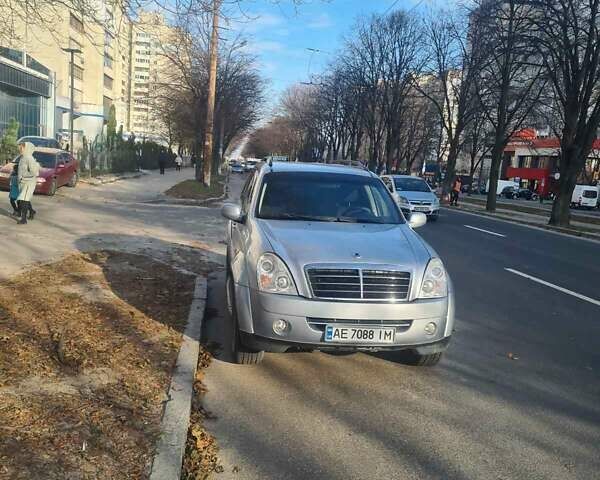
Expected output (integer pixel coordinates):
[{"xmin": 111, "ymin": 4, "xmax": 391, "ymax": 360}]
[
  {"xmin": 175, "ymin": 154, "xmax": 183, "ymax": 171},
  {"xmin": 450, "ymin": 176, "xmax": 462, "ymax": 206},
  {"xmin": 158, "ymin": 150, "xmax": 167, "ymax": 175},
  {"xmin": 8, "ymin": 160, "xmax": 19, "ymax": 216},
  {"xmin": 16, "ymin": 142, "xmax": 39, "ymax": 225}
]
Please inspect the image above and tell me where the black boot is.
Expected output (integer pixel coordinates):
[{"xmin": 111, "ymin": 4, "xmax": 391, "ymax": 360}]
[
  {"xmin": 28, "ymin": 202, "xmax": 36, "ymax": 220},
  {"xmin": 17, "ymin": 201, "xmax": 27, "ymax": 224}
]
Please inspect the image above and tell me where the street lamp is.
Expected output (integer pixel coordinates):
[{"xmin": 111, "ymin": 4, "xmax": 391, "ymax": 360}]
[{"xmin": 61, "ymin": 47, "xmax": 82, "ymax": 154}]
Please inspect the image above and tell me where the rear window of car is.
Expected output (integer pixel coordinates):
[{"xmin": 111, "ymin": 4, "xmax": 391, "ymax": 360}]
[
  {"xmin": 583, "ymin": 190, "xmax": 598, "ymax": 198},
  {"xmin": 256, "ymin": 172, "xmax": 404, "ymax": 224},
  {"xmin": 393, "ymin": 177, "xmax": 431, "ymax": 192}
]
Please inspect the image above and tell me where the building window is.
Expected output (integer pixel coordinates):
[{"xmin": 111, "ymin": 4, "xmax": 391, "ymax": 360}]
[
  {"xmin": 104, "ymin": 54, "xmax": 113, "ymax": 68},
  {"xmin": 72, "ymin": 64, "xmax": 84, "ymax": 81},
  {"xmin": 134, "ymin": 83, "xmax": 147, "ymax": 89},
  {"xmin": 135, "ymin": 67, "xmax": 149, "ymax": 72},
  {"xmin": 70, "ymin": 13, "xmax": 84, "ymax": 34},
  {"xmin": 103, "ymin": 74, "xmax": 113, "ymax": 90},
  {"xmin": 135, "ymin": 58, "xmax": 150, "ymax": 64}
]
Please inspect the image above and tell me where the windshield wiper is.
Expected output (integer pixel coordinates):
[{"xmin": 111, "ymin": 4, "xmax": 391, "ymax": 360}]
[
  {"xmin": 271, "ymin": 213, "xmax": 336, "ymax": 222},
  {"xmin": 335, "ymin": 216, "xmax": 386, "ymax": 224}
]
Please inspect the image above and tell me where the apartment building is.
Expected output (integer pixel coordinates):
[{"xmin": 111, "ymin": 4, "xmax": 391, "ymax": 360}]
[
  {"xmin": 128, "ymin": 11, "xmax": 175, "ymax": 142},
  {"xmin": 1, "ymin": 6, "xmax": 176, "ymax": 150}
]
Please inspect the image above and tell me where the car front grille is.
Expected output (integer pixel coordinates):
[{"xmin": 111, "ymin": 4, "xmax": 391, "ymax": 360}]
[
  {"xmin": 306, "ymin": 268, "xmax": 411, "ymax": 301},
  {"xmin": 409, "ymin": 200, "xmax": 432, "ymax": 206}
]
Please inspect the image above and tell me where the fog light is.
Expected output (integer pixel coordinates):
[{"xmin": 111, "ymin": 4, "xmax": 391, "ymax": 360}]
[
  {"xmin": 424, "ymin": 322, "xmax": 437, "ymax": 335},
  {"xmin": 272, "ymin": 319, "xmax": 289, "ymax": 336}
]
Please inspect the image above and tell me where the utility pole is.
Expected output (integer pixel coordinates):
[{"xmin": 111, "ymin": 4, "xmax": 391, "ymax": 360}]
[
  {"xmin": 62, "ymin": 47, "xmax": 82, "ymax": 155},
  {"xmin": 201, "ymin": 0, "xmax": 221, "ymax": 186}
]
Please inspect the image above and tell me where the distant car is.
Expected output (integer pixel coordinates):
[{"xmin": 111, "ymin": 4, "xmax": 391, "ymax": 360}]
[
  {"xmin": 381, "ymin": 174, "xmax": 440, "ymax": 221},
  {"xmin": 0, "ymin": 147, "xmax": 78, "ymax": 195},
  {"xmin": 516, "ymin": 188, "xmax": 538, "ymax": 201},
  {"xmin": 500, "ymin": 186, "xmax": 518, "ymax": 199},
  {"xmin": 17, "ymin": 136, "xmax": 62, "ymax": 149},
  {"xmin": 230, "ymin": 162, "xmax": 245, "ymax": 174}
]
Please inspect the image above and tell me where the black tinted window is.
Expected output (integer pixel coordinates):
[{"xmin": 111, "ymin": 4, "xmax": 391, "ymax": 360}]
[{"xmin": 256, "ymin": 172, "xmax": 403, "ymax": 224}]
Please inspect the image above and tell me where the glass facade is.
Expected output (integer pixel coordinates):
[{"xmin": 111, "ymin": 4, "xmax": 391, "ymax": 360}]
[
  {"xmin": 0, "ymin": 84, "xmax": 47, "ymax": 137},
  {"xmin": 0, "ymin": 52, "xmax": 51, "ymax": 138}
]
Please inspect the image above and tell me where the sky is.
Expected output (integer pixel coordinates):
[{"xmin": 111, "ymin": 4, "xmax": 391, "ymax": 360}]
[{"xmin": 225, "ymin": 0, "xmax": 427, "ymax": 111}]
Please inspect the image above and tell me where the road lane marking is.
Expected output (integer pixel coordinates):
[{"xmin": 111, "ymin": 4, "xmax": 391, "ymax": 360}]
[
  {"xmin": 505, "ymin": 268, "xmax": 600, "ymax": 307},
  {"xmin": 464, "ymin": 225, "xmax": 506, "ymax": 237}
]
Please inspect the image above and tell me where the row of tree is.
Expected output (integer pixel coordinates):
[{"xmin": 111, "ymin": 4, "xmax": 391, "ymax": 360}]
[{"xmin": 246, "ymin": 0, "xmax": 600, "ymax": 227}]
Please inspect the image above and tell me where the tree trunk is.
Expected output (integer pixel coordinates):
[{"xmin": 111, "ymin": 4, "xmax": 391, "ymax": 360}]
[
  {"xmin": 442, "ymin": 139, "xmax": 461, "ymax": 200},
  {"xmin": 549, "ymin": 147, "xmax": 581, "ymax": 226},
  {"xmin": 486, "ymin": 141, "xmax": 504, "ymax": 212}
]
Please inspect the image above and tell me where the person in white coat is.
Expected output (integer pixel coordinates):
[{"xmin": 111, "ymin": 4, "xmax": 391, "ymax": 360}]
[{"xmin": 16, "ymin": 142, "xmax": 40, "ymax": 225}]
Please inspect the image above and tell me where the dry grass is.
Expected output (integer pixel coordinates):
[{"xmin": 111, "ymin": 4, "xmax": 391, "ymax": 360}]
[
  {"xmin": 165, "ymin": 177, "xmax": 226, "ymax": 201},
  {"xmin": 0, "ymin": 251, "xmax": 196, "ymax": 479}
]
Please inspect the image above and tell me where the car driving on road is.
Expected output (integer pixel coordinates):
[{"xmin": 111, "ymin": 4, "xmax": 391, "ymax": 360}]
[
  {"xmin": 380, "ymin": 174, "xmax": 440, "ymax": 221},
  {"xmin": 222, "ymin": 162, "xmax": 454, "ymax": 365}
]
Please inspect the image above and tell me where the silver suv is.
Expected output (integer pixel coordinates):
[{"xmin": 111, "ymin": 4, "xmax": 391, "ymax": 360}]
[{"xmin": 222, "ymin": 162, "xmax": 455, "ymax": 365}]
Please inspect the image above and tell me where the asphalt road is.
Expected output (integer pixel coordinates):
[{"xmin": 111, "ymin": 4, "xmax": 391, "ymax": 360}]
[{"xmin": 202, "ymin": 173, "xmax": 600, "ymax": 480}]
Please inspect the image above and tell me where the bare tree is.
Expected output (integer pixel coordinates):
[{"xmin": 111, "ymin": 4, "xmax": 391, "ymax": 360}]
[
  {"xmin": 415, "ymin": 10, "xmax": 485, "ymax": 198},
  {"xmin": 473, "ymin": 0, "xmax": 545, "ymax": 212},
  {"xmin": 527, "ymin": 0, "xmax": 600, "ymax": 226}
]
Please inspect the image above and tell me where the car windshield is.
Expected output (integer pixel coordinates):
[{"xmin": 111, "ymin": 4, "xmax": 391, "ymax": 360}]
[
  {"xmin": 256, "ymin": 172, "xmax": 404, "ymax": 224},
  {"xmin": 393, "ymin": 177, "xmax": 431, "ymax": 193}
]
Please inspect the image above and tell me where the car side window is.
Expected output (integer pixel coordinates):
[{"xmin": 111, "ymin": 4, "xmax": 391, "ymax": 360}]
[{"xmin": 240, "ymin": 172, "xmax": 257, "ymax": 214}]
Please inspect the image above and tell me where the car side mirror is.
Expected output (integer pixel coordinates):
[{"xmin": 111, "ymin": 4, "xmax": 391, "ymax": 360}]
[
  {"xmin": 408, "ymin": 212, "xmax": 427, "ymax": 229},
  {"xmin": 222, "ymin": 203, "xmax": 244, "ymax": 223}
]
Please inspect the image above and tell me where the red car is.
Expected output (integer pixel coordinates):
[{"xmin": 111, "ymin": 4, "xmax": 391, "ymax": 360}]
[{"xmin": 0, "ymin": 147, "xmax": 78, "ymax": 196}]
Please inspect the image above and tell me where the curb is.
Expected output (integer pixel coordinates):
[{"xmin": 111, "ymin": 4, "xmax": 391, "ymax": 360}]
[
  {"xmin": 80, "ymin": 171, "xmax": 148, "ymax": 186},
  {"xmin": 149, "ymin": 276, "xmax": 208, "ymax": 480},
  {"xmin": 449, "ymin": 206, "xmax": 600, "ymax": 242}
]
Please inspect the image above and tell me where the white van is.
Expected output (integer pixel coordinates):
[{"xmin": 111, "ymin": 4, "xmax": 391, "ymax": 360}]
[
  {"xmin": 571, "ymin": 185, "xmax": 598, "ymax": 209},
  {"xmin": 486, "ymin": 179, "xmax": 520, "ymax": 195}
]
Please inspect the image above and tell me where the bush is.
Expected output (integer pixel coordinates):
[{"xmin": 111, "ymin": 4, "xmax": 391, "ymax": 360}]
[{"xmin": 0, "ymin": 118, "xmax": 19, "ymax": 165}]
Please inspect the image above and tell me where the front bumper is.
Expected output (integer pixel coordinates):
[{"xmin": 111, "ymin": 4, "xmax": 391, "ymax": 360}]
[
  {"xmin": 401, "ymin": 204, "xmax": 440, "ymax": 216},
  {"xmin": 235, "ymin": 285, "xmax": 454, "ymax": 353}
]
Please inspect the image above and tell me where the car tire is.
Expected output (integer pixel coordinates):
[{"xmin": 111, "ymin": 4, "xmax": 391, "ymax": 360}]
[
  {"xmin": 404, "ymin": 350, "xmax": 443, "ymax": 367},
  {"xmin": 68, "ymin": 172, "xmax": 78, "ymax": 187},
  {"xmin": 226, "ymin": 272, "xmax": 264, "ymax": 365},
  {"xmin": 47, "ymin": 179, "xmax": 57, "ymax": 196}
]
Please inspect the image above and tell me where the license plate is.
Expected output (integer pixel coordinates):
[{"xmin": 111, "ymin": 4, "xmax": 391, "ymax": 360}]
[
  {"xmin": 324, "ymin": 325, "xmax": 395, "ymax": 344},
  {"xmin": 414, "ymin": 206, "xmax": 430, "ymax": 212}
]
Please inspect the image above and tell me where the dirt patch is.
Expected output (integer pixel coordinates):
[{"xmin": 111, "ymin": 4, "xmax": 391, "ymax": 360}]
[
  {"xmin": 165, "ymin": 177, "xmax": 226, "ymax": 201},
  {"xmin": 181, "ymin": 348, "xmax": 223, "ymax": 480},
  {"xmin": 0, "ymin": 251, "xmax": 196, "ymax": 479}
]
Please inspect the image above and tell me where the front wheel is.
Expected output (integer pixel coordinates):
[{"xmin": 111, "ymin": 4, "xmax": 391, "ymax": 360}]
[
  {"xmin": 226, "ymin": 273, "xmax": 264, "ymax": 365},
  {"xmin": 404, "ymin": 351, "xmax": 443, "ymax": 367}
]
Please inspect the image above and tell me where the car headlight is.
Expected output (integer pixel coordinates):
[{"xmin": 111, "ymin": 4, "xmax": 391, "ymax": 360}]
[
  {"xmin": 257, "ymin": 253, "xmax": 298, "ymax": 295},
  {"xmin": 419, "ymin": 258, "xmax": 448, "ymax": 299},
  {"xmin": 432, "ymin": 197, "xmax": 440, "ymax": 205},
  {"xmin": 397, "ymin": 195, "xmax": 410, "ymax": 207}
]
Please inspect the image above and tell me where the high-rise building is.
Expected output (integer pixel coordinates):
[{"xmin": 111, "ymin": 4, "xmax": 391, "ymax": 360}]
[{"xmin": 1, "ymin": 6, "xmax": 178, "ymax": 150}]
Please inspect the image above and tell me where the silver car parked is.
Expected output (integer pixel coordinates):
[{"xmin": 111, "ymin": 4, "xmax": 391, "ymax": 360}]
[
  {"xmin": 381, "ymin": 175, "xmax": 440, "ymax": 221},
  {"xmin": 222, "ymin": 162, "xmax": 455, "ymax": 365}
]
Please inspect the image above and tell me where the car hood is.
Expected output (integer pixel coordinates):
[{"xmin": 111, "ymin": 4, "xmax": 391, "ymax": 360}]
[
  {"xmin": 257, "ymin": 220, "xmax": 427, "ymax": 269},
  {"xmin": 398, "ymin": 191, "xmax": 437, "ymax": 202}
]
